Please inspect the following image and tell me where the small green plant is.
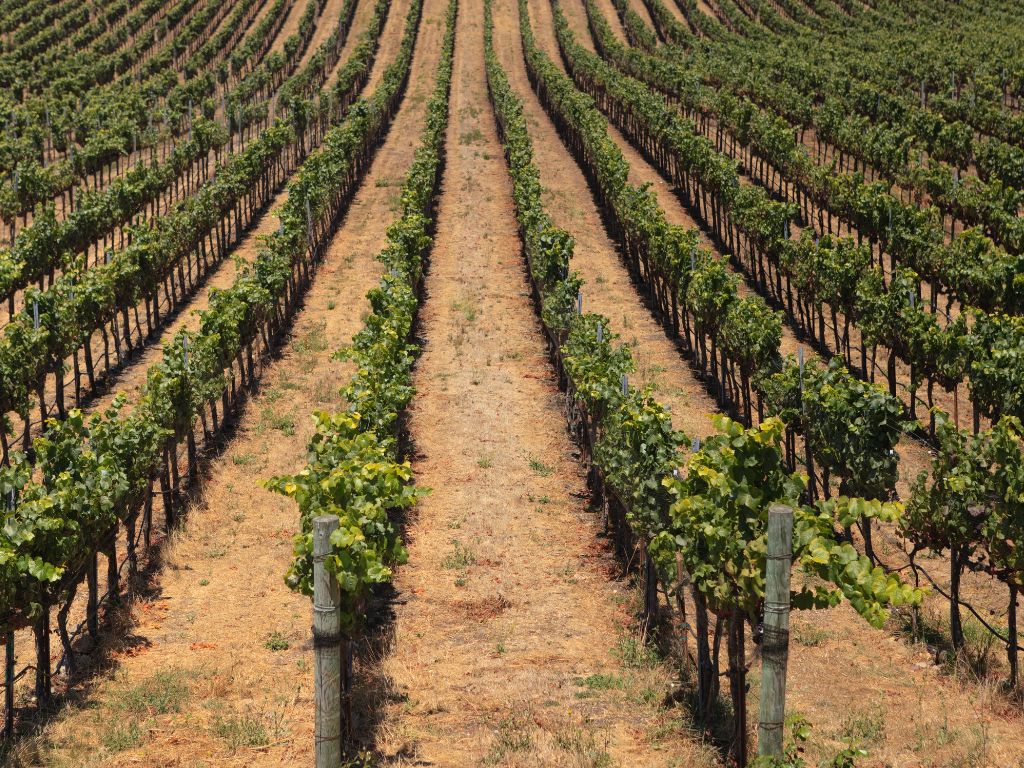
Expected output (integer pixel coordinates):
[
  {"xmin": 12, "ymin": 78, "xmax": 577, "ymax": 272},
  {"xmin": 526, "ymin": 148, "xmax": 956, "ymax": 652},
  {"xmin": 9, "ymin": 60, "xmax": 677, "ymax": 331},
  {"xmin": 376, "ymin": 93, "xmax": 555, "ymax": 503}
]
[
  {"xmin": 312, "ymin": 376, "xmax": 337, "ymax": 403},
  {"xmin": 840, "ymin": 705, "xmax": 886, "ymax": 746},
  {"xmin": 579, "ymin": 673, "xmax": 623, "ymax": 690},
  {"xmin": 632, "ymin": 686, "xmax": 658, "ymax": 705},
  {"xmin": 265, "ymin": 632, "xmax": 289, "ymax": 651},
  {"xmin": 261, "ymin": 406, "xmax": 295, "ymax": 435},
  {"xmin": 341, "ymin": 751, "xmax": 379, "ymax": 768},
  {"xmin": 213, "ymin": 711, "xmax": 269, "ymax": 750},
  {"xmin": 528, "ymin": 457, "xmax": 554, "ymax": 477},
  {"xmin": 616, "ymin": 635, "xmax": 660, "ymax": 669},
  {"xmin": 295, "ymin": 322, "xmax": 329, "ymax": 354},
  {"xmin": 101, "ymin": 721, "xmax": 142, "ymax": 753},
  {"xmin": 477, "ymin": 456, "xmax": 493, "ymax": 469},
  {"xmin": 442, "ymin": 540, "xmax": 476, "ymax": 570},
  {"xmin": 792, "ymin": 623, "xmax": 830, "ymax": 647},
  {"xmin": 484, "ymin": 715, "xmax": 532, "ymax": 764},
  {"xmin": 553, "ymin": 725, "xmax": 612, "ymax": 767},
  {"xmin": 941, "ymin": 725, "xmax": 990, "ymax": 768},
  {"xmin": 198, "ymin": 579, "xmax": 209, "ymax": 586},
  {"xmin": 937, "ymin": 717, "xmax": 959, "ymax": 747},
  {"xmin": 232, "ymin": 453, "xmax": 255, "ymax": 466},
  {"xmin": 450, "ymin": 298, "xmax": 478, "ymax": 322},
  {"xmin": 113, "ymin": 670, "xmax": 190, "ymax": 717}
]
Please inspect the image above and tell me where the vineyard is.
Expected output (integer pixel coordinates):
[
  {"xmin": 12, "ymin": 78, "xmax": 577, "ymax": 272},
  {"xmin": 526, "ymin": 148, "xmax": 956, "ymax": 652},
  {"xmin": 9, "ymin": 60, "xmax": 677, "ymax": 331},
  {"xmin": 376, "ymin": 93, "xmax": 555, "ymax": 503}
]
[{"xmin": 0, "ymin": 0, "xmax": 1022, "ymax": 765}]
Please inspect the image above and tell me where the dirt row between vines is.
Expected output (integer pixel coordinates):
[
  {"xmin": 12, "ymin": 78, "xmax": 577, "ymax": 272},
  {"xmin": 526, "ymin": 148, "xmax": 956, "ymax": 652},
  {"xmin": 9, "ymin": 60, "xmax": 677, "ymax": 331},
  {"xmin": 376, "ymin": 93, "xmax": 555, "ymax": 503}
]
[
  {"xmin": 529, "ymin": 0, "xmax": 1024, "ymax": 764},
  {"xmin": 7, "ymin": 0, "xmax": 444, "ymax": 762},
  {"xmin": 355, "ymin": 0, "xmax": 716, "ymax": 765}
]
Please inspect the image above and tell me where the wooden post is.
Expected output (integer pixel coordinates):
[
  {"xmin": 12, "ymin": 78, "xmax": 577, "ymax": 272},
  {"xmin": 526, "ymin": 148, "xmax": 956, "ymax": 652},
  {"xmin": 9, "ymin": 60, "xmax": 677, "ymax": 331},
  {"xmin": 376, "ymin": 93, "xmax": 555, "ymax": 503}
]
[
  {"xmin": 87, "ymin": 551, "xmax": 99, "ymax": 639},
  {"xmin": 1008, "ymin": 583, "xmax": 1018, "ymax": 692},
  {"xmin": 758, "ymin": 504, "xmax": 794, "ymax": 759},
  {"xmin": 313, "ymin": 516, "xmax": 342, "ymax": 768},
  {"xmin": 4, "ymin": 631, "xmax": 13, "ymax": 738},
  {"xmin": 35, "ymin": 595, "xmax": 50, "ymax": 706}
]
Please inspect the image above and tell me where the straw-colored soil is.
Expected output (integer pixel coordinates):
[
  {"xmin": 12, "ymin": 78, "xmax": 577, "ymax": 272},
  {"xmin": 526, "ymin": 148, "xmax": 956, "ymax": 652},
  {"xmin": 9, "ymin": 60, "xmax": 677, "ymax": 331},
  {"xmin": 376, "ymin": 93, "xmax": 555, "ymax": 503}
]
[
  {"xmin": 6, "ymin": 0, "xmax": 451, "ymax": 762},
  {"xmin": 535, "ymin": 0, "xmax": 1024, "ymax": 763},
  {"xmin": 6, "ymin": 0, "xmax": 1024, "ymax": 767},
  {"xmin": 370, "ymin": 1, "xmax": 718, "ymax": 765}
]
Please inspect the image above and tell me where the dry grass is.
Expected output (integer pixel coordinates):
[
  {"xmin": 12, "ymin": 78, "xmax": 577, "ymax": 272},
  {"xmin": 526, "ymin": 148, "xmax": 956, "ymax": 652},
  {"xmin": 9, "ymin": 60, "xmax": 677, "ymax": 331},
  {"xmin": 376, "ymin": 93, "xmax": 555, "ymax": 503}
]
[
  {"xmin": 367, "ymin": 3, "xmax": 720, "ymax": 763},
  {"xmin": 10, "ymin": 0, "xmax": 454, "ymax": 763}
]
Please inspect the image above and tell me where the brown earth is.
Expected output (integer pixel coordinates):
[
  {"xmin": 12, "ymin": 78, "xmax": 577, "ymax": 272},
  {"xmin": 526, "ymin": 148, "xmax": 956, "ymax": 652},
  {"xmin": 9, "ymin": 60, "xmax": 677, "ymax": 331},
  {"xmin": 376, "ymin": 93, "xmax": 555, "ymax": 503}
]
[
  {"xmin": 370, "ymin": 0, "xmax": 720, "ymax": 765},
  {"xmin": 539, "ymin": 0, "xmax": 1024, "ymax": 763},
  {"xmin": 3, "ymin": 0, "xmax": 448, "ymax": 762},
  {"xmin": 5, "ymin": 0, "xmax": 1024, "ymax": 767},
  {"xmin": 491, "ymin": 0, "xmax": 719, "ymax": 440}
]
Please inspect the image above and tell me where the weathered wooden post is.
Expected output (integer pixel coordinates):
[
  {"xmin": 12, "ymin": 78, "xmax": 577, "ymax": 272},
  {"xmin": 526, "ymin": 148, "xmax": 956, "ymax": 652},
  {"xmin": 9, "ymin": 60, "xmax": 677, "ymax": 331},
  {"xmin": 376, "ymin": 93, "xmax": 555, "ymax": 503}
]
[
  {"xmin": 313, "ymin": 516, "xmax": 341, "ymax": 768},
  {"xmin": 4, "ymin": 631, "xmax": 13, "ymax": 738},
  {"xmin": 4, "ymin": 492, "xmax": 13, "ymax": 737},
  {"xmin": 758, "ymin": 504, "xmax": 794, "ymax": 759}
]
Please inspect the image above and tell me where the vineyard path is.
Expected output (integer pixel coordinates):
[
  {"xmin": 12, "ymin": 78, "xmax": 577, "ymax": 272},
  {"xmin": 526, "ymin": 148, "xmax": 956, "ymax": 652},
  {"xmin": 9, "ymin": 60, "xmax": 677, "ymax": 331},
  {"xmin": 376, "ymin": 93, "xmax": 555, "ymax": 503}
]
[{"xmin": 371, "ymin": 0, "xmax": 713, "ymax": 764}]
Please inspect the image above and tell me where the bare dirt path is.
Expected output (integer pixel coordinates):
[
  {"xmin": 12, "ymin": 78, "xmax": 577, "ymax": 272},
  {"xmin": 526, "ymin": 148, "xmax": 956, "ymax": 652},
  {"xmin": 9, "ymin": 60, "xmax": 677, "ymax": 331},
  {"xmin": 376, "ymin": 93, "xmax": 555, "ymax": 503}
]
[
  {"xmin": 371, "ymin": 2, "xmax": 716, "ymax": 766},
  {"xmin": 536, "ymin": 0, "xmax": 801, "ymax": 355},
  {"xmin": 694, "ymin": 0, "xmax": 721, "ymax": 26},
  {"xmin": 641, "ymin": 0, "xmax": 691, "ymax": 27},
  {"xmin": 490, "ymin": 0, "xmax": 717, "ymax": 440},
  {"xmin": 6, "ymin": 0, "xmax": 450, "ymax": 763},
  {"xmin": 271, "ymin": 0, "xmax": 316, "ymax": 53},
  {"xmin": 592, "ymin": 0, "xmax": 629, "ymax": 42},
  {"xmin": 296, "ymin": 0, "xmax": 349, "ymax": 67},
  {"xmin": 617, "ymin": 0, "xmax": 660, "ymax": 35}
]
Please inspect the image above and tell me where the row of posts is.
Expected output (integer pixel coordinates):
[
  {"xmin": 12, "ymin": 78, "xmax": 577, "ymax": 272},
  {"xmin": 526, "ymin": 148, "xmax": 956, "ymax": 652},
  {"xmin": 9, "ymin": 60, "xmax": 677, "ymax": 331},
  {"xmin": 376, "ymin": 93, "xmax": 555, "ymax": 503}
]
[{"xmin": 310, "ymin": 506, "xmax": 794, "ymax": 767}]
